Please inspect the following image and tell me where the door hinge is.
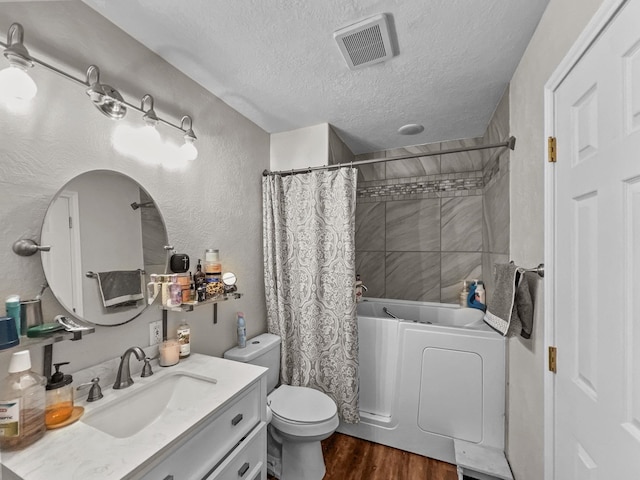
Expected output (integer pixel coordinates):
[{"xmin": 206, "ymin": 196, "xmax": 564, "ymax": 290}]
[
  {"xmin": 548, "ymin": 136, "xmax": 557, "ymax": 163},
  {"xmin": 548, "ymin": 346, "xmax": 557, "ymax": 373},
  {"xmin": 68, "ymin": 216, "xmax": 73, "ymax": 229}
]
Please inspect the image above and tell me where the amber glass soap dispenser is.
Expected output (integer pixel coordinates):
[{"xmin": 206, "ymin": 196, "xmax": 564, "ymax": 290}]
[{"xmin": 45, "ymin": 362, "xmax": 74, "ymax": 427}]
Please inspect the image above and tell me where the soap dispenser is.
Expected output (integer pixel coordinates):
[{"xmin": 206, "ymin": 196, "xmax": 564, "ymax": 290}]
[{"xmin": 45, "ymin": 362, "xmax": 74, "ymax": 427}]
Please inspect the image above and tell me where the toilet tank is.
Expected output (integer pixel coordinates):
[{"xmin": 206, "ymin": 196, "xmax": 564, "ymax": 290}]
[{"xmin": 224, "ymin": 333, "xmax": 281, "ymax": 393}]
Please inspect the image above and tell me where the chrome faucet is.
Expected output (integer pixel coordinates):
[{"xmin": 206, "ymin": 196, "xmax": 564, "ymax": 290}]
[{"xmin": 113, "ymin": 346, "xmax": 146, "ymax": 389}]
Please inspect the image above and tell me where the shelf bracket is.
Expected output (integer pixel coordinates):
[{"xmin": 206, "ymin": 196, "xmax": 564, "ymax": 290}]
[
  {"xmin": 162, "ymin": 309, "xmax": 168, "ymax": 341},
  {"xmin": 43, "ymin": 344, "xmax": 53, "ymax": 380}
]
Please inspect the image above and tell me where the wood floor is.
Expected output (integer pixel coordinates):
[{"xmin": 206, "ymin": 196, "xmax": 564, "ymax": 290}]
[{"xmin": 268, "ymin": 432, "xmax": 459, "ymax": 480}]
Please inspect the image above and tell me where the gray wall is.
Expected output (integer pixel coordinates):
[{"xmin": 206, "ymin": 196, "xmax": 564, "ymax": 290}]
[
  {"xmin": 507, "ymin": 0, "xmax": 604, "ymax": 478},
  {"xmin": 354, "ymin": 88, "xmax": 510, "ymax": 304},
  {"xmin": 0, "ymin": 2, "xmax": 269, "ymax": 375}
]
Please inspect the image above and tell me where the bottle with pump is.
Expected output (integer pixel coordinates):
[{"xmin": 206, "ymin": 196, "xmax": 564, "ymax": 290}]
[
  {"xmin": 177, "ymin": 319, "xmax": 190, "ymax": 358},
  {"xmin": 237, "ymin": 312, "xmax": 246, "ymax": 348},
  {"xmin": 45, "ymin": 362, "xmax": 74, "ymax": 427},
  {"xmin": 0, "ymin": 350, "xmax": 46, "ymax": 451}
]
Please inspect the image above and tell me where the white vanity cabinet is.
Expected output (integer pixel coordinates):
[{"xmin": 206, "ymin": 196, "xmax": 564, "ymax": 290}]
[{"xmin": 137, "ymin": 380, "xmax": 267, "ymax": 480}]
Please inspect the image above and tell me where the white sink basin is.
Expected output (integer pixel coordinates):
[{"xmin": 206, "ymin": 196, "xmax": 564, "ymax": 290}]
[{"xmin": 82, "ymin": 372, "xmax": 217, "ymax": 438}]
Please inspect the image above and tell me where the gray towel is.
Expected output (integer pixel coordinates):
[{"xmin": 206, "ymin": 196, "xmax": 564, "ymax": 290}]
[
  {"xmin": 484, "ymin": 263, "xmax": 524, "ymax": 336},
  {"xmin": 96, "ymin": 270, "xmax": 144, "ymax": 308},
  {"xmin": 513, "ymin": 273, "xmax": 534, "ymax": 339}
]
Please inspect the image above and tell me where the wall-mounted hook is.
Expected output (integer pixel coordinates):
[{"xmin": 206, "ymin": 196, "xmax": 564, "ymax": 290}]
[{"xmin": 12, "ymin": 238, "xmax": 51, "ymax": 256}]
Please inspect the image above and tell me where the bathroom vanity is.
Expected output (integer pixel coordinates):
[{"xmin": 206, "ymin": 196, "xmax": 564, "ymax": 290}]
[{"xmin": 0, "ymin": 354, "xmax": 268, "ymax": 480}]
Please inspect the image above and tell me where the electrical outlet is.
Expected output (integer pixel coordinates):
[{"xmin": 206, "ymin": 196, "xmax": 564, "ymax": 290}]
[{"xmin": 149, "ymin": 320, "xmax": 162, "ymax": 346}]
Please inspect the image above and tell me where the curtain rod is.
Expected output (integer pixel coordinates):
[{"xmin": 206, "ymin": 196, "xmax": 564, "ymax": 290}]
[{"xmin": 263, "ymin": 136, "xmax": 516, "ymax": 177}]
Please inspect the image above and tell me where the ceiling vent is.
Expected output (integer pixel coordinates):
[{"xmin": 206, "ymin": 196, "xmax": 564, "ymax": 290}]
[{"xmin": 334, "ymin": 13, "xmax": 394, "ymax": 70}]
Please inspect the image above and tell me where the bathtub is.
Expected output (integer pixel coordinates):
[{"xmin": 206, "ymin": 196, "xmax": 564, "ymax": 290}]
[{"xmin": 338, "ymin": 298, "xmax": 505, "ymax": 464}]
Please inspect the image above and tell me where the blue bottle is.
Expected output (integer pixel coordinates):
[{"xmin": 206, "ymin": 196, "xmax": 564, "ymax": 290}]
[
  {"xmin": 5, "ymin": 295, "xmax": 21, "ymax": 336},
  {"xmin": 237, "ymin": 312, "xmax": 246, "ymax": 348}
]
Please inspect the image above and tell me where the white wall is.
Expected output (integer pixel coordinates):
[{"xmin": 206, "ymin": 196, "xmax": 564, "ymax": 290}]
[
  {"xmin": 507, "ymin": 0, "xmax": 604, "ymax": 478},
  {"xmin": 270, "ymin": 123, "xmax": 329, "ymax": 171},
  {"xmin": 0, "ymin": 3, "xmax": 269, "ymax": 375}
]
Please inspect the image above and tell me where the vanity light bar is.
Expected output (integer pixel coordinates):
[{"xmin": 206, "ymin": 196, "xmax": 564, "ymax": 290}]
[{"xmin": 0, "ymin": 23, "xmax": 196, "ymax": 149}]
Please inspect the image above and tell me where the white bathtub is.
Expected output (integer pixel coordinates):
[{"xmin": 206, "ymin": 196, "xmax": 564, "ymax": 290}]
[{"xmin": 338, "ymin": 298, "xmax": 506, "ymax": 464}]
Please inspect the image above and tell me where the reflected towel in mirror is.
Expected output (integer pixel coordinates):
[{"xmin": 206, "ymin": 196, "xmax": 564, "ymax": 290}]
[{"xmin": 96, "ymin": 270, "xmax": 144, "ymax": 308}]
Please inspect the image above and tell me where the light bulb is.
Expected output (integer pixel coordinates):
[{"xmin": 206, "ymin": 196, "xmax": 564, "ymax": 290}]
[
  {"xmin": 179, "ymin": 141, "xmax": 198, "ymax": 161},
  {"xmin": 137, "ymin": 124, "xmax": 161, "ymax": 145},
  {"xmin": 0, "ymin": 65, "xmax": 37, "ymax": 102}
]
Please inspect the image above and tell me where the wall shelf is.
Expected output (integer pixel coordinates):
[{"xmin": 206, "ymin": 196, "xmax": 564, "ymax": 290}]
[
  {"xmin": 160, "ymin": 293, "xmax": 243, "ymax": 339},
  {"xmin": 0, "ymin": 326, "xmax": 95, "ymax": 356}
]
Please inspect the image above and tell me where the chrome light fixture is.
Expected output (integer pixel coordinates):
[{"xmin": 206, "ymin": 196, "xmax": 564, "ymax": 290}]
[
  {"xmin": 0, "ymin": 22, "xmax": 197, "ymax": 160},
  {"xmin": 180, "ymin": 115, "xmax": 198, "ymax": 161},
  {"xmin": 86, "ymin": 65, "xmax": 126, "ymax": 120},
  {"xmin": 0, "ymin": 23, "xmax": 37, "ymax": 102},
  {"xmin": 139, "ymin": 94, "xmax": 161, "ymax": 142}
]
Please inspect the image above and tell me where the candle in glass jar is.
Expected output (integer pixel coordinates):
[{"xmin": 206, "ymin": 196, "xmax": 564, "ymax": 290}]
[{"xmin": 159, "ymin": 339, "xmax": 180, "ymax": 366}]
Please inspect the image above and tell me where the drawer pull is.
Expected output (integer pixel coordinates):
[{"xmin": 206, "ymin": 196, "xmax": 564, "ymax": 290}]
[
  {"xmin": 163, "ymin": 476, "xmax": 174, "ymax": 480},
  {"xmin": 231, "ymin": 413, "xmax": 244, "ymax": 426},
  {"xmin": 238, "ymin": 462, "xmax": 250, "ymax": 477}
]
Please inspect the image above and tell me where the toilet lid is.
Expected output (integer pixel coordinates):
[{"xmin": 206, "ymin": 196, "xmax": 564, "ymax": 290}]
[{"xmin": 269, "ymin": 385, "xmax": 337, "ymax": 423}]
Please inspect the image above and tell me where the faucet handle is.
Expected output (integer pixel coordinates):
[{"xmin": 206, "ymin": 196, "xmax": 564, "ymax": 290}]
[
  {"xmin": 77, "ymin": 377, "xmax": 103, "ymax": 402},
  {"xmin": 141, "ymin": 357, "xmax": 154, "ymax": 378}
]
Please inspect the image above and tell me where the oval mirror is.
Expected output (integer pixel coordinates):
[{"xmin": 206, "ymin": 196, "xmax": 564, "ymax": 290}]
[{"xmin": 40, "ymin": 170, "xmax": 168, "ymax": 326}]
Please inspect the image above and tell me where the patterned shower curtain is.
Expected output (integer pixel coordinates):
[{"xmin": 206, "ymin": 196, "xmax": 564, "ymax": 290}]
[{"xmin": 262, "ymin": 167, "xmax": 359, "ymax": 423}]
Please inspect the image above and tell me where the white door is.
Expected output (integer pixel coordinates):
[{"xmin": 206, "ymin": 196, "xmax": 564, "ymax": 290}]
[
  {"xmin": 553, "ymin": 0, "xmax": 640, "ymax": 477},
  {"xmin": 41, "ymin": 191, "xmax": 83, "ymax": 316}
]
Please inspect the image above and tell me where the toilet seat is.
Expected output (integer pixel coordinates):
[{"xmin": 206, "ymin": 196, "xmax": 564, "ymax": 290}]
[
  {"xmin": 268, "ymin": 385, "xmax": 339, "ymax": 438},
  {"xmin": 269, "ymin": 385, "xmax": 337, "ymax": 423}
]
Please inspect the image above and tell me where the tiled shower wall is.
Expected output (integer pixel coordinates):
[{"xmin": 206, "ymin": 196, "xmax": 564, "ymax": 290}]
[{"xmin": 354, "ymin": 88, "xmax": 510, "ymax": 304}]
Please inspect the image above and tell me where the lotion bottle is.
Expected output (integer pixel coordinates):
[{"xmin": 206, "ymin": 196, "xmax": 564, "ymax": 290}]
[
  {"xmin": 177, "ymin": 319, "xmax": 190, "ymax": 358},
  {"xmin": 237, "ymin": 312, "xmax": 246, "ymax": 348}
]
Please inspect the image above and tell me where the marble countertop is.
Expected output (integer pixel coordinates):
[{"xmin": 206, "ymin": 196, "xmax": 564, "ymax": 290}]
[{"xmin": 0, "ymin": 354, "xmax": 267, "ymax": 480}]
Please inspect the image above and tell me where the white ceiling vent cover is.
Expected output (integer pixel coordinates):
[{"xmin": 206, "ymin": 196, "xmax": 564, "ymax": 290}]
[{"xmin": 334, "ymin": 13, "xmax": 394, "ymax": 70}]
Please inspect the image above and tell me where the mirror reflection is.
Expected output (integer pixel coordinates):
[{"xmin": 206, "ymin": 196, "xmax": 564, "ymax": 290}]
[{"xmin": 40, "ymin": 170, "xmax": 168, "ymax": 326}]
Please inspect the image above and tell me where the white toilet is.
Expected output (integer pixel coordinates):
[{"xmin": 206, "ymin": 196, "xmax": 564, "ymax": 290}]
[{"xmin": 224, "ymin": 333, "xmax": 339, "ymax": 480}]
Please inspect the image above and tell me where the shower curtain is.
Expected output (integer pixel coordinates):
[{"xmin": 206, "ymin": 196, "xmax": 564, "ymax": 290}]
[{"xmin": 262, "ymin": 167, "xmax": 359, "ymax": 423}]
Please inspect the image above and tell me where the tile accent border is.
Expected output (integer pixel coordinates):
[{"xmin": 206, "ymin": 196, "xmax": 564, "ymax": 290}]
[{"xmin": 357, "ymin": 170, "xmax": 484, "ymax": 201}]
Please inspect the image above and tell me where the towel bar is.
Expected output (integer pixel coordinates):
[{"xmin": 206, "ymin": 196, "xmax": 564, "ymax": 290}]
[
  {"xmin": 519, "ymin": 263, "xmax": 544, "ymax": 278},
  {"xmin": 86, "ymin": 269, "xmax": 145, "ymax": 278}
]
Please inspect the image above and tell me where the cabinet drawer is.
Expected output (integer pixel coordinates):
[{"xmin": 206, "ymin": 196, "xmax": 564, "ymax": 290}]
[
  {"xmin": 205, "ymin": 423, "xmax": 266, "ymax": 480},
  {"xmin": 137, "ymin": 382, "xmax": 261, "ymax": 480}
]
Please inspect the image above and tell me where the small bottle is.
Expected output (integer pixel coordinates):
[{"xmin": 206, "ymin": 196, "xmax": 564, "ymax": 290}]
[
  {"xmin": 475, "ymin": 281, "xmax": 486, "ymax": 305},
  {"xmin": 194, "ymin": 260, "xmax": 206, "ymax": 302},
  {"xmin": 177, "ymin": 319, "xmax": 190, "ymax": 358},
  {"xmin": 459, "ymin": 281, "xmax": 469, "ymax": 308},
  {"xmin": 0, "ymin": 350, "xmax": 46, "ymax": 451},
  {"xmin": 169, "ymin": 281, "xmax": 182, "ymax": 307},
  {"xmin": 5, "ymin": 295, "xmax": 21, "ymax": 337},
  {"xmin": 236, "ymin": 312, "xmax": 246, "ymax": 348},
  {"xmin": 189, "ymin": 273, "xmax": 196, "ymax": 302}
]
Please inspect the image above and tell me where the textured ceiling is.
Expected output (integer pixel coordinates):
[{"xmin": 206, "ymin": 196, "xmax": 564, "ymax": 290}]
[{"xmin": 81, "ymin": 0, "xmax": 549, "ymax": 154}]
